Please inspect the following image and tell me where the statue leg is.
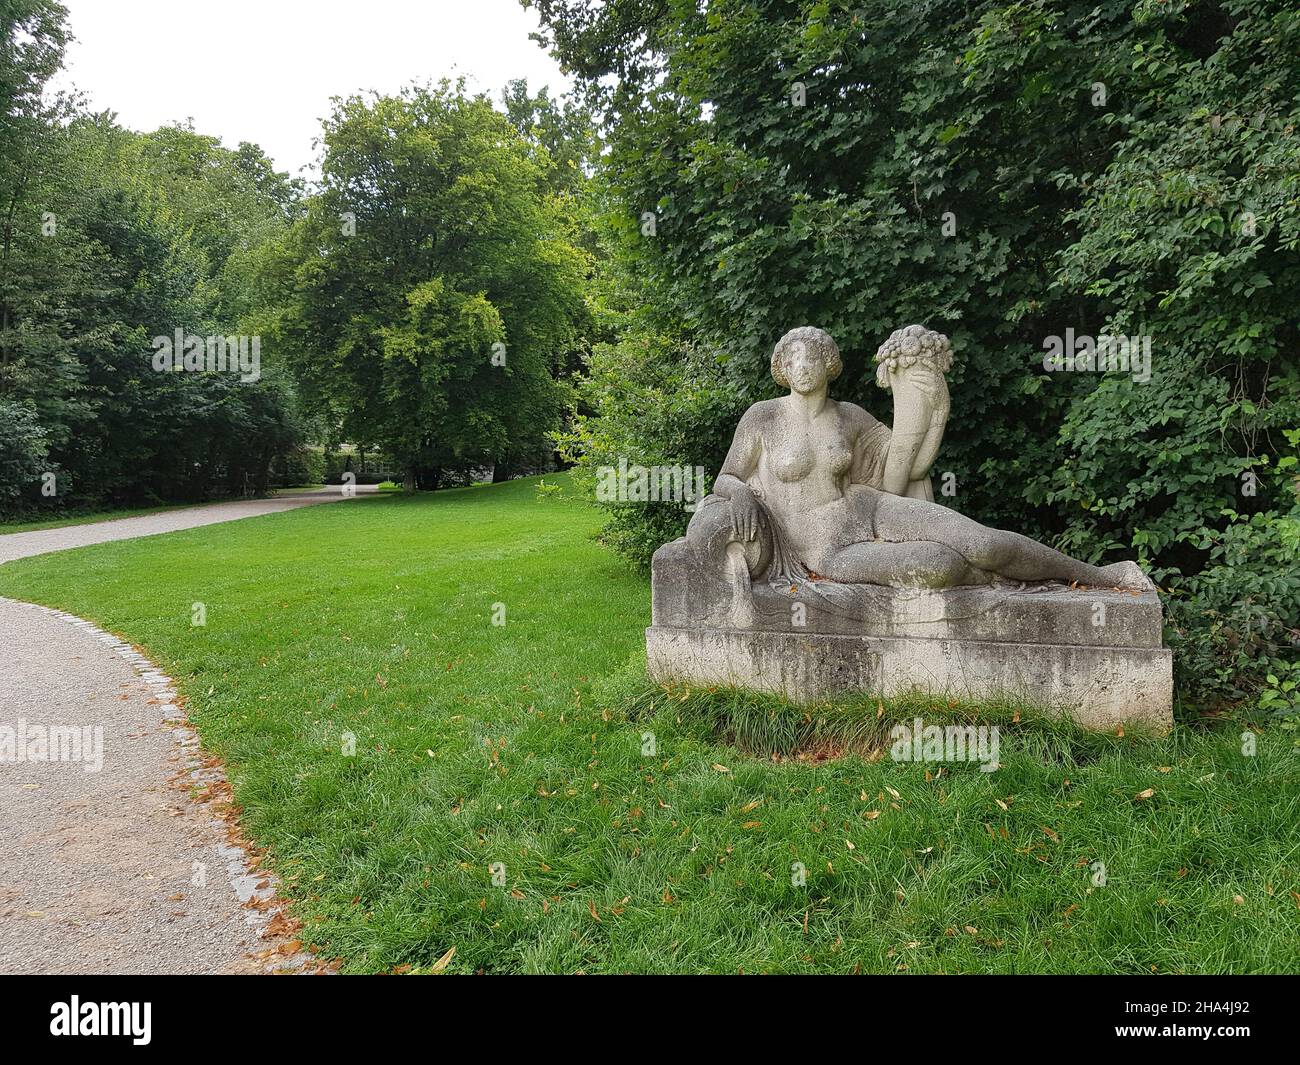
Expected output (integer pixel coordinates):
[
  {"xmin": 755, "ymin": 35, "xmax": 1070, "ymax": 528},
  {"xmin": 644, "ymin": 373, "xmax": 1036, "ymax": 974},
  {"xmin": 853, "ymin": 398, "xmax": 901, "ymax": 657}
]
[
  {"xmin": 872, "ymin": 493, "xmax": 1141, "ymax": 588},
  {"xmin": 819, "ymin": 539, "xmax": 989, "ymax": 589},
  {"xmin": 725, "ymin": 541, "xmax": 759, "ymax": 627}
]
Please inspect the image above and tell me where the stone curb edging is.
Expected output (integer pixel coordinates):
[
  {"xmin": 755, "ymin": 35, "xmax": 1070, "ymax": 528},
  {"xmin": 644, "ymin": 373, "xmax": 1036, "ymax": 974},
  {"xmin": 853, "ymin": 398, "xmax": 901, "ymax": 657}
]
[{"xmin": 1, "ymin": 595, "xmax": 331, "ymax": 975}]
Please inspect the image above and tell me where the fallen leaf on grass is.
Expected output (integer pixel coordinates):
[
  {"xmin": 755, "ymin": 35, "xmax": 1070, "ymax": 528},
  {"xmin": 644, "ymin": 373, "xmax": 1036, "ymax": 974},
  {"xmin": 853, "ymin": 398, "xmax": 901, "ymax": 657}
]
[
  {"xmin": 1135, "ymin": 788, "xmax": 1155, "ymax": 800},
  {"xmin": 430, "ymin": 946, "xmax": 455, "ymax": 974}
]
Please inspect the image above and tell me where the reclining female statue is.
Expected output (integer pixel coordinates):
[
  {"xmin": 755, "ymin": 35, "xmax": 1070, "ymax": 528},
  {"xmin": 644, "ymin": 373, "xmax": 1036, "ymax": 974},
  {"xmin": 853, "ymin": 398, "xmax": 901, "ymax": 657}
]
[{"xmin": 701, "ymin": 325, "xmax": 1147, "ymax": 592}]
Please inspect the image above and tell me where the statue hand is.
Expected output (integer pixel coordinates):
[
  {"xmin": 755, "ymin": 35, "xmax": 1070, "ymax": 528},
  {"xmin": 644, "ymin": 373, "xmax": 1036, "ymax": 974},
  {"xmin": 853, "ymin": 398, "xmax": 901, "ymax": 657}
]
[
  {"xmin": 730, "ymin": 484, "xmax": 763, "ymax": 542},
  {"xmin": 892, "ymin": 362, "xmax": 949, "ymax": 406}
]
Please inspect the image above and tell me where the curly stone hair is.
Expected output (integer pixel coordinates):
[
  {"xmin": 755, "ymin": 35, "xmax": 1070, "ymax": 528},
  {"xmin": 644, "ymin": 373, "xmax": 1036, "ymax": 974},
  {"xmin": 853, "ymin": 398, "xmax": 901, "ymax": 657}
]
[{"xmin": 771, "ymin": 326, "xmax": 843, "ymax": 388}]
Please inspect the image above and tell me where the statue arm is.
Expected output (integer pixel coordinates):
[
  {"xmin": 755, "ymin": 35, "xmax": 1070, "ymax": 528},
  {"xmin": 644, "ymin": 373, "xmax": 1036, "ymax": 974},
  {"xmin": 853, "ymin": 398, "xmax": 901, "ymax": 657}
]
[
  {"xmin": 881, "ymin": 366, "xmax": 950, "ymax": 497},
  {"xmin": 714, "ymin": 408, "xmax": 762, "ymax": 500},
  {"xmin": 850, "ymin": 410, "xmax": 892, "ymax": 489},
  {"xmin": 712, "ymin": 407, "xmax": 765, "ymax": 542}
]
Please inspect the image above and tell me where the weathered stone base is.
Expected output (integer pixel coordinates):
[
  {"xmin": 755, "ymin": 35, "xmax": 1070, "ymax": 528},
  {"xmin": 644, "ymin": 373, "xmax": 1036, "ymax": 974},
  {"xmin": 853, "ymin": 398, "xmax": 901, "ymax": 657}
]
[{"xmin": 646, "ymin": 626, "xmax": 1173, "ymax": 731}]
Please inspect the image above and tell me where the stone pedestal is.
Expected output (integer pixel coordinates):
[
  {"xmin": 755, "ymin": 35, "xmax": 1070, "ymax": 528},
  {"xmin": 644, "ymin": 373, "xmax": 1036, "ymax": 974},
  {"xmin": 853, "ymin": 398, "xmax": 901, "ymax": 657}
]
[{"xmin": 647, "ymin": 534, "xmax": 1173, "ymax": 730}]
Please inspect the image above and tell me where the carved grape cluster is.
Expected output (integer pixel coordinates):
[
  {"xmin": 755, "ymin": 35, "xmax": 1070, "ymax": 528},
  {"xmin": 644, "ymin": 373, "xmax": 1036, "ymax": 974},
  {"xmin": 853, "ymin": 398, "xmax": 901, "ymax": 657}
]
[{"xmin": 874, "ymin": 324, "xmax": 952, "ymax": 390}]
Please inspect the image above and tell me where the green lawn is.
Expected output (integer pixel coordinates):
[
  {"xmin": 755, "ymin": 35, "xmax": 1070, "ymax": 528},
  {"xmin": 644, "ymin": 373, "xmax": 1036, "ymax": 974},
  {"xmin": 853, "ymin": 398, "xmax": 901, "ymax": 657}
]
[{"xmin": 1, "ymin": 476, "xmax": 1296, "ymax": 973}]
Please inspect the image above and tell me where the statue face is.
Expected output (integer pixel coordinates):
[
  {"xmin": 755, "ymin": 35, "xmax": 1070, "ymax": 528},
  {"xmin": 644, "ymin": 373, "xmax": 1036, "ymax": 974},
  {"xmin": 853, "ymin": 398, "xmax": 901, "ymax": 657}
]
[{"xmin": 784, "ymin": 339, "xmax": 828, "ymax": 394}]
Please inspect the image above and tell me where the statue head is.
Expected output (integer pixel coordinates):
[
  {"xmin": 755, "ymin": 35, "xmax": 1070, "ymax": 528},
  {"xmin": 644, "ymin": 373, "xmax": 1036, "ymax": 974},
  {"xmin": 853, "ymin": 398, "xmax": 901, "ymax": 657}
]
[{"xmin": 771, "ymin": 326, "xmax": 842, "ymax": 393}]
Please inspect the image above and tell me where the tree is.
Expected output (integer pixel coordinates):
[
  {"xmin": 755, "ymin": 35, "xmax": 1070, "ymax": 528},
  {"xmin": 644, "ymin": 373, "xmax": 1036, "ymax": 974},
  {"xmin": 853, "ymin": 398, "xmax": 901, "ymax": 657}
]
[
  {"xmin": 265, "ymin": 82, "xmax": 590, "ymax": 489},
  {"xmin": 0, "ymin": 39, "xmax": 306, "ymax": 512}
]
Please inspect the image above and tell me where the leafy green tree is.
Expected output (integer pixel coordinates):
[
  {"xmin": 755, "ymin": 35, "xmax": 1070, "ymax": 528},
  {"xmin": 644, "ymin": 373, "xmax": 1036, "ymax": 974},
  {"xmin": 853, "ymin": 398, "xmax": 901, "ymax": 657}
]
[
  {"xmin": 501, "ymin": 78, "xmax": 599, "ymax": 200},
  {"xmin": 264, "ymin": 82, "xmax": 590, "ymax": 488},
  {"xmin": 1, "ymin": 37, "xmax": 306, "ymax": 513},
  {"xmin": 0, "ymin": 399, "xmax": 50, "ymax": 515}
]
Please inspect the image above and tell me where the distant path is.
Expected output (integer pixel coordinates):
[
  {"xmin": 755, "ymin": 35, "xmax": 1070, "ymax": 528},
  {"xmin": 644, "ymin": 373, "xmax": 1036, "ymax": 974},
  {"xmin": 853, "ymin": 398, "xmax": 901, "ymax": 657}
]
[{"xmin": 0, "ymin": 485, "xmax": 377, "ymax": 564}]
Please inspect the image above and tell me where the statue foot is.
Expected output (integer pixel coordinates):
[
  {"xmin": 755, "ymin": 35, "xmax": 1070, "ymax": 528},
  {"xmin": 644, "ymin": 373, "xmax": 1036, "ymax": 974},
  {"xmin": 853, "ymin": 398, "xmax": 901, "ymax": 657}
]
[{"xmin": 1097, "ymin": 560, "xmax": 1154, "ymax": 592}]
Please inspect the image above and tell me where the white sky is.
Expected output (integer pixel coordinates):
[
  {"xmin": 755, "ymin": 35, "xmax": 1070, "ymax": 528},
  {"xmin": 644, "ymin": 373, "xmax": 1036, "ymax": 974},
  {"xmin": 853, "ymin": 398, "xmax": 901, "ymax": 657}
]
[{"xmin": 51, "ymin": 0, "xmax": 572, "ymax": 181}]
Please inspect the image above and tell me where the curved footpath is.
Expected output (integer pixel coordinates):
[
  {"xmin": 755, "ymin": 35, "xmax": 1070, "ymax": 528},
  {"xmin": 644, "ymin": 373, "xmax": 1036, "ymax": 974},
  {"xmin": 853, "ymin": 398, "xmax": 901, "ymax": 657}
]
[
  {"xmin": 0, "ymin": 485, "xmax": 375, "ymax": 563},
  {"xmin": 0, "ymin": 488, "xmax": 374, "ymax": 973}
]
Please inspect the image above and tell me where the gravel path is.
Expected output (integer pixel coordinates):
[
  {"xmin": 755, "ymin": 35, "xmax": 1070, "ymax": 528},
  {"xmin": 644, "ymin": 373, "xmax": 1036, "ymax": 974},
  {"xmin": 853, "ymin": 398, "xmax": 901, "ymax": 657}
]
[
  {"xmin": 0, "ymin": 485, "xmax": 376, "ymax": 564},
  {"xmin": 0, "ymin": 491, "xmax": 368, "ymax": 973}
]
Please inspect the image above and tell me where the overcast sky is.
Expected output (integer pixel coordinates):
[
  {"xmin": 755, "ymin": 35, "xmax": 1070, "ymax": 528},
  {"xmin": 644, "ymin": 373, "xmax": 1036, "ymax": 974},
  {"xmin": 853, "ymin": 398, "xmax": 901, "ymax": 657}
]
[{"xmin": 50, "ymin": 0, "xmax": 573, "ymax": 180}]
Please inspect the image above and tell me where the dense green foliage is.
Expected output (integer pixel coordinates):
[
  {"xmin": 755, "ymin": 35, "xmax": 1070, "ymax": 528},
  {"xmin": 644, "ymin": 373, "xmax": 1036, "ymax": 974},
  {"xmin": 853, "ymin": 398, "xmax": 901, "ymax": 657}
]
[
  {"xmin": 2, "ymin": 477, "xmax": 1295, "ymax": 973},
  {"xmin": 532, "ymin": 0, "xmax": 1300, "ymax": 709},
  {"xmin": 0, "ymin": 2, "xmax": 309, "ymax": 514},
  {"xmin": 1, "ymin": 4, "xmax": 597, "ymax": 512}
]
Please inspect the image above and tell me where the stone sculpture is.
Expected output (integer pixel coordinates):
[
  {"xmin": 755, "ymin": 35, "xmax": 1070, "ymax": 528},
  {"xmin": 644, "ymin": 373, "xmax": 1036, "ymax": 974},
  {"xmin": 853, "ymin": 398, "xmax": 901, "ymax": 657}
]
[{"xmin": 646, "ymin": 325, "xmax": 1173, "ymax": 729}]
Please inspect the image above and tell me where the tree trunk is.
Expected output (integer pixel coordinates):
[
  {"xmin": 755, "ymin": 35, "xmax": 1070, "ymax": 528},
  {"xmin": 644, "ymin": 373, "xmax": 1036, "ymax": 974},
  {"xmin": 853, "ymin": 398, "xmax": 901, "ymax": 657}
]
[{"xmin": 418, "ymin": 465, "xmax": 442, "ymax": 492}]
